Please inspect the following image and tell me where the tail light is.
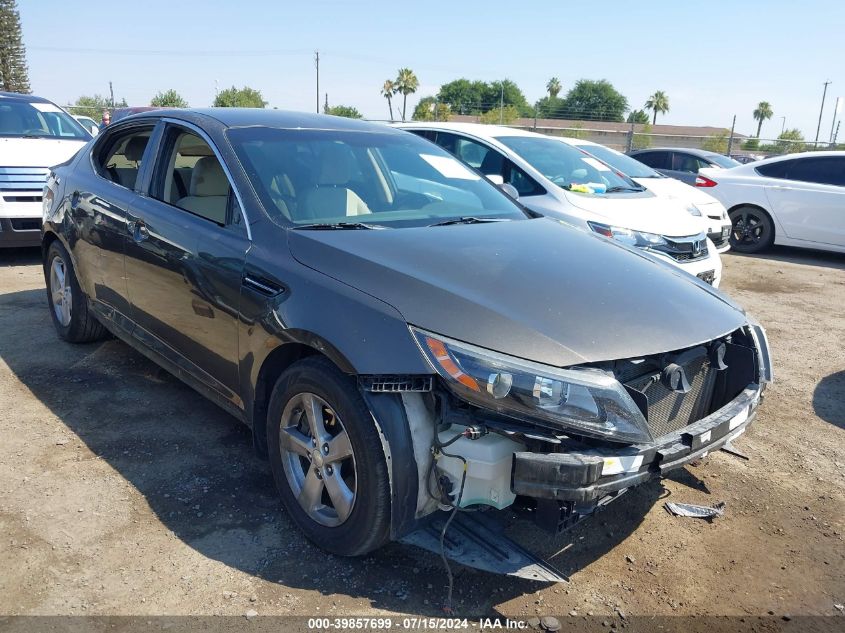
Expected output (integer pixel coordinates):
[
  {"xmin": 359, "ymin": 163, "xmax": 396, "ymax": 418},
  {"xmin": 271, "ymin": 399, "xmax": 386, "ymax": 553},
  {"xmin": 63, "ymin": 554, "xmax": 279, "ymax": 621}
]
[{"xmin": 696, "ymin": 175, "xmax": 717, "ymax": 187}]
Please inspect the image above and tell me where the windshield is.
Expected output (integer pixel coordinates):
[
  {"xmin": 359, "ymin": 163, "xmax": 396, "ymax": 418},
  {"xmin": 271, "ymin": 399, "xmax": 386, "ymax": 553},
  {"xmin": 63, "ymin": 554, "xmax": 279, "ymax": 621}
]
[
  {"xmin": 495, "ymin": 136, "xmax": 641, "ymax": 192},
  {"xmin": 0, "ymin": 100, "xmax": 91, "ymax": 140},
  {"xmin": 228, "ymin": 128, "xmax": 527, "ymax": 228},
  {"xmin": 576, "ymin": 143, "xmax": 661, "ymax": 178},
  {"xmin": 708, "ymin": 154, "xmax": 741, "ymax": 169}
]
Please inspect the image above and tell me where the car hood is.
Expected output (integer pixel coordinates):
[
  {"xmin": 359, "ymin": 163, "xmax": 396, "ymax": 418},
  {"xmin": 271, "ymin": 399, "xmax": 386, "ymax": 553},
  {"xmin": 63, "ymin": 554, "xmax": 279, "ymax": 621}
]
[
  {"xmin": 288, "ymin": 218, "xmax": 747, "ymax": 368},
  {"xmin": 631, "ymin": 176, "xmax": 723, "ymax": 208},
  {"xmin": 559, "ymin": 189, "xmax": 704, "ymax": 237},
  {"xmin": 0, "ymin": 137, "xmax": 87, "ymax": 167}
]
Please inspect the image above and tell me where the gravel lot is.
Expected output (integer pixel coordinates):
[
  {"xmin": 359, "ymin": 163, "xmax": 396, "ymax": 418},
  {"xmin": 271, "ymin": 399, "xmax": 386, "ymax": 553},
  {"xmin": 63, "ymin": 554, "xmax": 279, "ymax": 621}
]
[{"xmin": 0, "ymin": 245, "xmax": 843, "ymax": 621}]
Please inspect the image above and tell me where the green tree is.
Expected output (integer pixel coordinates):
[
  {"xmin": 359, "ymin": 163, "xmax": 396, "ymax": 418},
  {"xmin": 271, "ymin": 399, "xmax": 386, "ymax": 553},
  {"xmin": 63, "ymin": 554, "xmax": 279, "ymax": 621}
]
[
  {"xmin": 213, "ymin": 86, "xmax": 266, "ymax": 108},
  {"xmin": 546, "ymin": 77, "xmax": 561, "ymax": 99},
  {"xmin": 627, "ymin": 109, "xmax": 650, "ymax": 124},
  {"xmin": 68, "ymin": 94, "xmax": 126, "ymax": 119},
  {"xmin": 381, "ymin": 79, "xmax": 396, "ymax": 120},
  {"xmin": 486, "ymin": 79, "xmax": 532, "ymax": 117},
  {"xmin": 752, "ymin": 101, "xmax": 773, "ymax": 138},
  {"xmin": 701, "ymin": 132, "xmax": 729, "ymax": 154},
  {"xmin": 324, "ymin": 104, "xmax": 362, "ymax": 119},
  {"xmin": 0, "ymin": 0, "xmax": 30, "ymax": 93},
  {"xmin": 412, "ymin": 96, "xmax": 450, "ymax": 122},
  {"xmin": 771, "ymin": 128, "xmax": 805, "ymax": 154},
  {"xmin": 644, "ymin": 90, "xmax": 670, "ymax": 125},
  {"xmin": 437, "ymin": 78, "xmax": 531, "ymax": 116},
  {"xmin": 741, "ymin": 137, "xmax": 760, "ymax": 151},
  {"xmin": 395, "ymin": 68, "xmax": 419, "ymax": 121},
  {"xmin": 479, "ymin": 105, "xmax": 519, "ymax": 125},
  {"xmin": 561, "ymin": 79, "xmax": 629, "ymax": 121},
  {"xmin": 632, "ymin": 123, "xmax": 653, "ymax": 149},
  {"xmin": 150, "ymin": 89, "xmax": 188, "ymax": 108}
]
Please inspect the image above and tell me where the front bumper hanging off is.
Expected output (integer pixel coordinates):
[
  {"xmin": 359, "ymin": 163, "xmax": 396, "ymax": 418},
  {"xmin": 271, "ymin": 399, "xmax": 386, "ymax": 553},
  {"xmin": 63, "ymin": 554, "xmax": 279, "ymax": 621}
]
[{"xmin": 512, "ymin": 385, "xmax": 761, "ymax": 503}]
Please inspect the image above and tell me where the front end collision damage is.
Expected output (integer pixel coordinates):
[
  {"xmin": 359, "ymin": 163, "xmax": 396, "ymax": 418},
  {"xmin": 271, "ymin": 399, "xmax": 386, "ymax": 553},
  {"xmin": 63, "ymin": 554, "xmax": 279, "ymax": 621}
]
[{"xmin": 354, "ymin": 320, "xmax": 771, "ymax": 579}]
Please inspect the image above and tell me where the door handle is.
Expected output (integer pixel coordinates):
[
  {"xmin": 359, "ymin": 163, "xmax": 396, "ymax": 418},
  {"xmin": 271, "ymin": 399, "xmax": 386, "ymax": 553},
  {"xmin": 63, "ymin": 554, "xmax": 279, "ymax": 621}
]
[{"xmin": 132, "ymin": 221, "xmax": 149, "ymax": 243}]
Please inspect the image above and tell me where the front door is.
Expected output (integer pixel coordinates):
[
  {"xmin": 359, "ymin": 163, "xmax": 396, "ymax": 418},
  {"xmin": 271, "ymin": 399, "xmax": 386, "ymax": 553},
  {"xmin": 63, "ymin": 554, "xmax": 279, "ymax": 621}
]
[{"xmin": 123, "ymin": 123, "xmax": 250, "ymax": 403}]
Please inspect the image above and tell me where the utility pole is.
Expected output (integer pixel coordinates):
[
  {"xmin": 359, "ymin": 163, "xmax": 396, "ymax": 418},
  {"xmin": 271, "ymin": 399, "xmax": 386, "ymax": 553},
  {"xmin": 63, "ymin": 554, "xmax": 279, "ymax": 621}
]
[
  {"xmin": 830, "ymin": 97, "xmax": 842, "ymax": 144},
  {"xmin": 814, "ymin": 80, "xmax": 831, "ymax": 148},
  {"xmin": 726, "ymin": 115, "xmax": 736, "ymax": 157},
  {"xmin": 779, "ymin": 116, "xmax": 786, "ymax": 135},
  {"xmin": 108, "ymin": 81, "xmax": 114, "ymax": 109},
  {"xmin": 833, "ymin": 121, "xmax": 841, "ymax": 145},
  {"xmin": 314, "ymin": 51, "xmax": 320, "ymax": 114},
  {"xmin": 324, "ymin": 92, "xmax": 328, "ymax": 114},
  {"xmin": 499, "ymin": 82, "xmax": 504, "ymax": 124}
]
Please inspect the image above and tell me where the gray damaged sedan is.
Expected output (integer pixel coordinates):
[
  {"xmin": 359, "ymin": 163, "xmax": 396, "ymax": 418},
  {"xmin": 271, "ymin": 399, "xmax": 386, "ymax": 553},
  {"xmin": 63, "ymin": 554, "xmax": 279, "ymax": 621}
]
[{"xmin": 41, "ymin": 109, "xmax": 772, "ymax": 576}]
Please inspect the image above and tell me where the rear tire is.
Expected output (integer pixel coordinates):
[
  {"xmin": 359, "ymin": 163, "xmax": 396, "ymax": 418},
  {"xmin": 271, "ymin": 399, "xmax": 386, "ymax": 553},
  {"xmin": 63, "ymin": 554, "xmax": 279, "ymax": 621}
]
[
  {"xmin": 266, "ymin": 356, "xmax": 391, "ymax": 556},
  {"xmin": 728, "ymin": 206, "xmax": 774, "ymax": 254},
  {"xmin": 44, "ymin": 241, "xmax": 106, "ymax": 343}
]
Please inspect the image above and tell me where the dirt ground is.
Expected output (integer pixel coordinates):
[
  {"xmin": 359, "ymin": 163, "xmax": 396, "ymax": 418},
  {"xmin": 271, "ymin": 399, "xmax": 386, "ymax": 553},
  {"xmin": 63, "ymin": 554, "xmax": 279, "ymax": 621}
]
[{"xmin": 0, "ymin": 245, "xmax": 843, "ymax": 622}]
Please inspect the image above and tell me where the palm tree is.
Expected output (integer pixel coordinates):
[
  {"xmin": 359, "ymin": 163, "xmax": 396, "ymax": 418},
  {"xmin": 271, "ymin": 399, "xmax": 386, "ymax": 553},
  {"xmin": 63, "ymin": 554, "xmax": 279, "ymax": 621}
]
[
  {"xmin": 395, "ymin": 68, "xmax": 419, "ymax": 121},
  {"xmin": 381, "ymin": 79, "xmax": 396, "ymax": 121},
  {"xmin": 644, "ymin": 90, "xmax": 670, "ymax": 125},
  {"xmin": 753, "ymin": 101, "xmax": 773, "ymax": 138},
  {"xmin": 546, "ymin": 77, "xmax": 561, "ymax": 100}
]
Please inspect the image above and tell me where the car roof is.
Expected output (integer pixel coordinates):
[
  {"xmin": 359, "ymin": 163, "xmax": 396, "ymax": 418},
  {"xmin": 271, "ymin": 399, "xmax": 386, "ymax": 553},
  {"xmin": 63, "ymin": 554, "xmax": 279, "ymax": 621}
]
[
  {"xmin": 751, "ymin": 150, "xmax": 845, "ymax": 164},
  {"xmin": 130, "ymin": 108, "xmax": 404, "ymax": 133},
  {"xmin": 0, "ymin": 91, "xmax": 52, "ymax": 104},
  {"xmin": 632, "ymin": 147, "xmax": 726, "ymax": 159},
  {"xmin": 396, "ymin": 121, "xmax": 545, "ymax": 140}
]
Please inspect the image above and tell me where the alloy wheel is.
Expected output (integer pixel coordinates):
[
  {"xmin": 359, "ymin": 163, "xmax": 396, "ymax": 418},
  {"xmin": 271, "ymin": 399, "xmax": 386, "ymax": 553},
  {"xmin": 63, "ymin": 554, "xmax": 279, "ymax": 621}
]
[
  {"xmin": 278, "ymin": 392, "xmax": 357, "ymax": 527},
  {"xmin": 731, "ymin": 209, "xmax": 768, "ymax": 247},
  {"xmin": 49, "ymin": 256, "xmax": 72, "ymax": 327}
]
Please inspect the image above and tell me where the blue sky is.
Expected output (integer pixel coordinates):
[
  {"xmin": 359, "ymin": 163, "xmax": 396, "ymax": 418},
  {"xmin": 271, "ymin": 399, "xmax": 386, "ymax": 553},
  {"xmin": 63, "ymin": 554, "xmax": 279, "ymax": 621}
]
[{"xmin": 19, "ymin": 0, "xmax": 845, "ymax": 140}]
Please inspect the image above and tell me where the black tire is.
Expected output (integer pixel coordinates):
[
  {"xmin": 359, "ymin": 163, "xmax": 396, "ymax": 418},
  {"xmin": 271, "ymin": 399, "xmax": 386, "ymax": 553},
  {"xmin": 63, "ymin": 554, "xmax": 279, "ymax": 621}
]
[
  {"xmin": 44, "ymin": 240, "xmax": 106, "ymax": 343},
  {"xmin": 266, "ymin": 356, "xmax": 391, "ymax": 556},
  {"xmin": 728, "ymin": 206, "xmax": 775, "ymax": 254}
]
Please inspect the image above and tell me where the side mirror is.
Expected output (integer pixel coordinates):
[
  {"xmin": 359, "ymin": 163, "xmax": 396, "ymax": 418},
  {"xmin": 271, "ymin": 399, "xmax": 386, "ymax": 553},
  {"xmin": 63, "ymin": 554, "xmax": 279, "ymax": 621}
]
[
  {"xmin": 485, "ymin": 174, "xmax": 504, "ymax": 186},
  {"xmin": 500, "ymin": 183, "xmax": 519, "ymax": 200}
]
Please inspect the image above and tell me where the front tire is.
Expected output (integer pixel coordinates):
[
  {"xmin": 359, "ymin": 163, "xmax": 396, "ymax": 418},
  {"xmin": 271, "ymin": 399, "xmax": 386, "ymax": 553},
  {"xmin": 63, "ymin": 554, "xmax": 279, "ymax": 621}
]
[
  {"xmin": 44, "ymin": 241, "xmax": 106, "ymax": 343},
  {"xmin": 729, "ymin": 206, "xmax": 775, "ymax": 254},
  {"xmin": 267, "ymin": 356, "xmax": 391, "ymax": 556}
]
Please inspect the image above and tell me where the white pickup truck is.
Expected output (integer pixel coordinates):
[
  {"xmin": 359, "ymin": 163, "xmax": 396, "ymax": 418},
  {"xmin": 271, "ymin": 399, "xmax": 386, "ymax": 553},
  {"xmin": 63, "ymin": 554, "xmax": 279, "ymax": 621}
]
[{"xmin": 0, "ymin": 92, "xmax": 91, "ymax": 248}]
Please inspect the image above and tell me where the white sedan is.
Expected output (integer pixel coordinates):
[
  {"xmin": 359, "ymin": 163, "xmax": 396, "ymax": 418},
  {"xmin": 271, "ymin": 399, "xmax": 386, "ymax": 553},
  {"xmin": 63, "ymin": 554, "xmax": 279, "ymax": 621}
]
[
  {"xmin": 558, "ymin": 137, "xmax": 732, "ymax": 252},
  {"xmin": 397, "ymin": 122, "xmax": 723, "ymax": 287},
  {"xmin": 698, "ymin": 151, "xmax": 845, "ymax": 254}
]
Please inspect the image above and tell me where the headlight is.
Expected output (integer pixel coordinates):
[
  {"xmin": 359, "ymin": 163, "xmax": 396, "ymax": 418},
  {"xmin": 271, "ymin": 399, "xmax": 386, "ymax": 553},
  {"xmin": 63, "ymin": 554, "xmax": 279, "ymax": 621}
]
[
  {"xmin": 413, "ymin": 328, "xmax": 653, "ymax": 444},
  {"xmin": 685, "ymin": 204, "xmax": 702, "ymax": 217},
  {"xmin": 588, "ymin": 222, "xmax": 667, "ymax": 249}
]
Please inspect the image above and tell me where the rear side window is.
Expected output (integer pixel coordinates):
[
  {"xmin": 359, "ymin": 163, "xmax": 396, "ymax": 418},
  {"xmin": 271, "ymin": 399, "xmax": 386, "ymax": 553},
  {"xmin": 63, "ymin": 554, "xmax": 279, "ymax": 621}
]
[
  {"xmin": 777, "ymin": 157, "xmax": 845, "ymax": 187},
  {"xmin": 755, "ymin": 160, "xmax": 795, "ymax": 180},
  {"xmin": 671, "ymin": 152, "xmax": 708, "ymax": 173},
  {"xmin": 95, "ymin": 126, "xmax": 154, "ymax": 190},
  {"xmin": 632, "ymin": 151, "xmax": 669, "ymax": 169}
]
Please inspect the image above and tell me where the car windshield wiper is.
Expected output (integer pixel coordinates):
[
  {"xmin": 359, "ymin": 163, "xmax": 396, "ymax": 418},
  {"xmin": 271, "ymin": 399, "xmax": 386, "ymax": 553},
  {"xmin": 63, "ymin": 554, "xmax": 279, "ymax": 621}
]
[
  {"xmin": 292, "ymin": 222, "xmax": 389, "ymax": 230},
  {"xmin": 604, "ymin": 185, "xmax": 646, "ymax": 193},
  {"xmin": 428, "ymin": 216, "xmax": 512, "ymax": 227}
]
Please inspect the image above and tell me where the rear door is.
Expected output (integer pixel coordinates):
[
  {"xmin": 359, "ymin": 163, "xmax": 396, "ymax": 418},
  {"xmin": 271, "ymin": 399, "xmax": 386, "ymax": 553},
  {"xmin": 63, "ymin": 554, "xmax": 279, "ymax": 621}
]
[
  {"xmin": 665, "ymin": 151, "xmax": 707, "ymax": 185},
  {"xmin": 123, "ymin": 121, "xmax": 250, "ymax": 404},
  {"xmin": 70, "ymin": 122, "xmax": 156, "ymax": 323},
  {"xmin": 762, "ymin": 156, "xmax": 845, "ymax": 246}
]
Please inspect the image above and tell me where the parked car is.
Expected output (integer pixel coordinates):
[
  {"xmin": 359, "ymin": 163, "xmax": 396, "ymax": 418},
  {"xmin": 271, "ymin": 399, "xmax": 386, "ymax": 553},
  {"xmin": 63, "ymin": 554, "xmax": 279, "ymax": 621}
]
[
  {"xmin": 42, "ymin": 109, "xmax": 771, "ymax": 565},
  {"xmin": 398, "ymin": 122, "xmax": 723, "ymax": 286},
  {"xmin": 557, "ymin": 137, "xmax": 732, "ymax": 252},
  {"xmin": 0, "ymin": 91, "xmax": 91, "ymax": 247},
  {"xmin": 697, "ymin": 151, "xmax": 845, "ymax": 253},
  {"xmin": 628, "ymin": 147, "xmax": 741, "ymax": 186},
  {"xmin": 73, "ymin": 115, "xmax": 100, "ymax": 136},
  {"xmin": 112, "ymin": 106, "xmax": 164, "ymax": 122},
  {"xmin": 730, "ymin": 154, "xmax": 762, "ymax": 165}
]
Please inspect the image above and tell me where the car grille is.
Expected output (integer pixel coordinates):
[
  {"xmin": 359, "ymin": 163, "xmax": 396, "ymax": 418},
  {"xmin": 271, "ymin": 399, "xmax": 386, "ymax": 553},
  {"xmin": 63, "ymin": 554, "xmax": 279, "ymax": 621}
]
[
  {"xmin": 652, "ymin": 234, "xmax": 709, "ymax": 263},
  {"xmin": 616, "ymin": 348, "xmax": 718, "ymax": 439},
  {"xmin": 0, "ymin": 167, "xmax": 49, "ymax": 203},
  {"xmin": 697, "ymin": 270, "xmax": 716, "ymax": 285}
]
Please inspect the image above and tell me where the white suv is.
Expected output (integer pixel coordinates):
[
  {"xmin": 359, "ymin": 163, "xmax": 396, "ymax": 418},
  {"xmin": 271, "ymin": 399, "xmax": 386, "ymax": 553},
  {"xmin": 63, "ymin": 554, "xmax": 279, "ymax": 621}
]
[
  {"xmin": 0, "ymin": 92, "xmax": 91, "ymax": 248},
  {"xmin": 397, "ymin": 122, "xmax": 723, "ymax": 287}
]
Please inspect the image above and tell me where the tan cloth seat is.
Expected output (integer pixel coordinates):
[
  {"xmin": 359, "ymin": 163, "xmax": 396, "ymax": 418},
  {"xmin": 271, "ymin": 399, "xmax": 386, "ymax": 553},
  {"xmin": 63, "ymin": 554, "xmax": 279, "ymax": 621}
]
[
  {"xmin": 177, "ymin": 156, "xmax": 229, "ymax": 223},
  {"xmin": 298, "ymin": 144, "xmax": 370, "ymax": 221}
]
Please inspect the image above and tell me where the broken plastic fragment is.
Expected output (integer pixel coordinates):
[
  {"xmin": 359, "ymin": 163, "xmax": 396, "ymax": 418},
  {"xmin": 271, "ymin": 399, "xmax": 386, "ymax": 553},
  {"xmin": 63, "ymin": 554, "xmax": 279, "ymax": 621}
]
[{"xmin": 664, "ymin": 501, "xmax": 726, "ymax": 519}]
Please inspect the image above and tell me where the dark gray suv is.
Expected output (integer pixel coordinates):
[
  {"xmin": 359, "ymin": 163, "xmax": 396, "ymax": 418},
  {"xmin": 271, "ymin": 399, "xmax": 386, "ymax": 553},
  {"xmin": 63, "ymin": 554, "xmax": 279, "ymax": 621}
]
[{"xmin": 41, "ymin": 109, "xmax": 771, "ymax": 563}]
